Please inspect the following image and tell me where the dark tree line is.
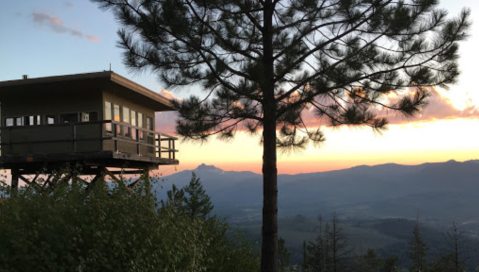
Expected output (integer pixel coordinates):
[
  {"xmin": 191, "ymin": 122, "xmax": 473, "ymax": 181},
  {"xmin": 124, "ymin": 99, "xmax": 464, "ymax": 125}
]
[{"xmin": 296, "ymin": 215, "xmax": 472, "ymax": 272}]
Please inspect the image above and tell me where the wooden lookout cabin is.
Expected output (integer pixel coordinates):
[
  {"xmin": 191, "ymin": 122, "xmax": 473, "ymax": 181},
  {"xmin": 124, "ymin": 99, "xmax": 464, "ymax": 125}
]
[{"xmin": 0, "ymin": 71, "xmax": 179, "ymax": 189}]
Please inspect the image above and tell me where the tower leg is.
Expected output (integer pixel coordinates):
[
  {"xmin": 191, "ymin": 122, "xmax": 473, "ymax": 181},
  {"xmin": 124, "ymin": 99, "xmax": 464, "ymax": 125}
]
[{"xmin": 11, "ymin": 169, "xmax": 19, "ymax": 196}]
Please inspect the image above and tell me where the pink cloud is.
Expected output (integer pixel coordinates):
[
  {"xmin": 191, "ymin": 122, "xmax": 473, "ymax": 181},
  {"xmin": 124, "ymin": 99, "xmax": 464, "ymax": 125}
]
[
  {"xmin": 297, "ymin": 87, "xmax": 479, "ymax": 128},
  {"xmin": 155, "ymin": 89, "xmax": 180, "ymax": 134},
  {"xmin": 86, "ymin": 35, "xmax": 101, "ymax": 42},
  {"xmin": 155, "ymin": 111, "xmax": 178, "ymax": 135},
  {"xmin": 31, "ymin": 11, "xmax": 100, "ymax": 42}
]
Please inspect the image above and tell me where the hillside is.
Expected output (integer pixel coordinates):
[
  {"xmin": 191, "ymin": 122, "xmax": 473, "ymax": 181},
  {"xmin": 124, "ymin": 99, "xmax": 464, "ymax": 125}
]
[{"xmin": 158, "ymin": 160, "xmax": 479, "ymax": 233}]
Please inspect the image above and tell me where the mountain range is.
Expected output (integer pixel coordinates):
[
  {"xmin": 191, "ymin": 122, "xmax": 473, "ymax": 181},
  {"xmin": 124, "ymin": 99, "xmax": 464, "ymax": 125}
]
[{"xmin": 156, "ymin": 160, "xmax": 479, "ymax": 232}]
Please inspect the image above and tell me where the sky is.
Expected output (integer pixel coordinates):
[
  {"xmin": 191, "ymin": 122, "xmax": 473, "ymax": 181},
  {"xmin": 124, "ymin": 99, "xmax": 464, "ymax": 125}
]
[{"xmin": 0, "ymin": 0, "xmax": 478, "ymax": 176}]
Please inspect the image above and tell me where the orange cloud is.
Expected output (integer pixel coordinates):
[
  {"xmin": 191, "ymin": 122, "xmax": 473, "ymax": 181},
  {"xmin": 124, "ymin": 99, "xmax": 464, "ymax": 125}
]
[
  {"xmin": 155, "ymin": 111, "xmax": 178, "ymax": 135},
  {"xmin": 297, "ymin": 87, "xmax": 479, "ymax": 128},
  {"xmin": 31, "ymin": 11, "xmax": 100, "ymax": 42},
  {"xmin": 156, "ymin": 89, "xmax": 180, "ymax": 135},
  {"xmin": 380, "ymin": 87, "xmax": 479, "ymax": 125}
]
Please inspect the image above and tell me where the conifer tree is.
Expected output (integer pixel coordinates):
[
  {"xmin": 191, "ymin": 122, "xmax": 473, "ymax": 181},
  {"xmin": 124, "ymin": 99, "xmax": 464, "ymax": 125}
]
[
  {"xmin": 92, "ymin": 1, "xmax": 470, "ymax": 270},
  {"xmin": 184, "ymin": 172, "xmax": 214, "ymax": 219},
  {"xmin": 407, "ymin": 220, "xmax": 429, "ymax": 272}
]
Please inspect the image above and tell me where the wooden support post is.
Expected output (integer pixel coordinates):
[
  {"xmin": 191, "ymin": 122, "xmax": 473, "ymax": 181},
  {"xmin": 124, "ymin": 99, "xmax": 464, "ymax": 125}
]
[
  {"xmin": 172, "ymin": 140, "xmax": 176, "ymax": 160},
  {"xmin": 11, "ymin": 168, "xmax": 19, "ymax": 196},
  {"xmin": 144, "ymin": 169, "xmax": 150, "ymax": 195},
  {"xmin": 72, "ymin": 123, "xmax": 77, "ymax": 152}
]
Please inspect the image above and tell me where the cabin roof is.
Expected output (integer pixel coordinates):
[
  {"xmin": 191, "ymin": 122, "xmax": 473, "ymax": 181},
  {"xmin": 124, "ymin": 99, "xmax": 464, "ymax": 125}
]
[{"xmin": 0, "ymin": 71, "xmax": 176, "ymax": 111}]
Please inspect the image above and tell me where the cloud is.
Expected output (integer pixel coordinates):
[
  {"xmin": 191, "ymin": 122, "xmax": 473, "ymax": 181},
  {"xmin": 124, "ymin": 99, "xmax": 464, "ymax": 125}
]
[
  {"xmin": 86, "ymin": 35, "xmax": 101, "ymax": 42},
  {"xmin": 156, "ymin": 86, "xmax": 479, "ymax": 134},
  {"xmin": 155, "ymin": 111, "xmax": 178, "ymax": 135},
  {"xmin": 31, "ymin": 11, "xmax": 100, "ymax": 42},
  {"xmin": 65, "ymin": 1, "xmax": 73, "ymax": 8},
  {"xmin": 299, "ymin": 87, "xmax": 479, "ymax": 128},
  {"xmin": 378, "ymin": 87, "xmax": 479, "ymax": 125},
  {"xmin": 156, "ymin": 89, "xmax": 181, "ymax": 134}
]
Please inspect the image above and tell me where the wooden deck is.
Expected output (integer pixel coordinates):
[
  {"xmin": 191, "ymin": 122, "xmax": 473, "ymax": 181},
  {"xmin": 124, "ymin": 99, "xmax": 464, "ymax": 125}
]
[{"xmin": 0, "ymin": 120, "xmax": 179, "ymax": 173}]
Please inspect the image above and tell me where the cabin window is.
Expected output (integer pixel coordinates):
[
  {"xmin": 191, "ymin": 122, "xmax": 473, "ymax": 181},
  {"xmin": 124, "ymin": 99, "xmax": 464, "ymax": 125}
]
[
  {"xmin": 26, "ymin": 115, "xmax": 41, "ymax": 126},
  {"xmin": 60, "ymin": 113, "xmax": 78, "ymax": 123},
  {"xmin": 16, "ymin": 117, "xmax": 24, "ymax": 126},
  {"xmin": 138, "ymin": 112, "xmax": 144, "ymax": 140},
  {"xmin": 5, "ymin": 118, "xmax": 14, "ymax": 127},
  {"xmin": 123, "ymin": 107, "xmax": 130, "ymax": 123},
  {"xmin": 123, "ymin": 107, "xmax": 130, "ymax": 137},
  {"xmin": 88, "ymin": 112, "xmax": 98, "ymax": 121},
  {"xmin": 81, "ymin": 112, "xmax": 90, "ymax": 122},
  {"xmin": 105, "ymin": 101, "xmax": 112, "ymax": 132},
  {"xmin": 114, "ymin": 104, "xmax": 121, "ymax": 135},
  {"xmin": 114, "ymin": 104, "xmax": 120, "ymax": 122},
  {"xmin": 46, "ymin": 115, "xmax": 55, "ymax": 125},
  {"xmin": 147, "ymin": 117, "xmax": 153, "ymax": 131},
  {"xmin": 131, "ymin": 110, "xmax": 137, "ymax": 139}
]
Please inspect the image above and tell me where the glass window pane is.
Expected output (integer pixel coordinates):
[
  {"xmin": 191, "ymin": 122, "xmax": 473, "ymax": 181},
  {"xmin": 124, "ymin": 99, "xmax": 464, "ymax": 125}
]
[
  {"xmin": 6, "ymin": 118, "xmax": 14, "ymax": 127},
  {"xmin": 46, "ymin": 115, "xmax": 55, "ymax": 125},
  {"xmin": 37, "ymin": 115, "xmax": 41, "ymax": 125},
  {"xmin": 114, "ymin": 105, "xmax": 120, "ymax": 122},
  {"xmin": 81, "ymin": 112, "xmax": 89, "ymax": 122},
  {"xmin": 60, "ymin": 113, "xmax": 78, "ymax": 123},
  {"xmin": 16, "ymin": 117, "xmax": 23, "ymax": 126},
  {"xmin": 123, "ymin": 107, "xmax": 130, "ymax": 123},
  {"xmin": 131, "ymin": 111, "xmax": 136, "ymax": 126},
  {"xmin": 147, "ymin": 117, "xmax": 153, "ymax": 130},
  {"xmin": 105, "ymin": 102, "xmax": 112, "ymax": 120},
  {"xmin": 138, "ymin": 113, "xmax": 144, "ymax": 140}
]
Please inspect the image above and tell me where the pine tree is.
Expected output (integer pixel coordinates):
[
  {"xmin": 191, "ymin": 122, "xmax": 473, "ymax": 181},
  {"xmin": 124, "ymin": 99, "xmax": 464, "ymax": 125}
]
[
  {"xmin": 184, "ymin": 172, "xmax": 214, "ymax": 219},
  {"xmin": 407, "ymin": 220, "xmax": 429, "ymax": 272},
  {"xmin": 278, "ymin": 237, "xmax": 291, "ymax": 272},
  {"xmin": 92, "ymin": 1, "xmax": 471, "ymax": 270},
  {"xmin": 304, "ymin": 214, "xmax": 351, "ymax": 272}
]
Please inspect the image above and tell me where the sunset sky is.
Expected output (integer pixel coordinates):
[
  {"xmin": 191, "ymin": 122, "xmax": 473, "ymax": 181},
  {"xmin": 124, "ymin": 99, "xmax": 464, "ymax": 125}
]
[{"xmin": 1, "ymin": 0, "xmax": 478, "ymax": 176}]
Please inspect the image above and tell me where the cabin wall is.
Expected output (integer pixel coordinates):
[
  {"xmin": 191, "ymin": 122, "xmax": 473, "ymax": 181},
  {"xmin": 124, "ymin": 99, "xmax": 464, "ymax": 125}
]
[
  {"xmin": 102, "ymin": 86, "xmax": 157, "ymax": 157},
  {"xmin": 1, "ymin": 84, "xmax": 102, "ymax": 120},
  {"xmin": 0, "ymin": 81, "xmax": 103, "ymax": 155}
]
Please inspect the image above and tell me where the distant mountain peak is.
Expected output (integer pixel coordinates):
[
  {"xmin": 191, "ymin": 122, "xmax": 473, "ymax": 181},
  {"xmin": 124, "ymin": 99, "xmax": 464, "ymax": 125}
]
[{"xmin": 195, "ymin": 163, "xmax": 224, "ymax": 174}]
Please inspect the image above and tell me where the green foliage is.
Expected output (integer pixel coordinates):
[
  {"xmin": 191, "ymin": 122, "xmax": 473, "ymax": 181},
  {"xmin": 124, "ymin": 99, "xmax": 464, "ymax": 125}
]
[
  {"xmin": 303, "ymin": 214, "xmax": 352, "ymax": 272},
  {"xmin": 407, "ymin": 222, "xmax": 429, "ymax": 272},
  {"xmin": 183, "ymin": 172, "xmax": 214, "ymax": 219},
  {"xmin": 278, "ymin": 236, "xmax": 292, "ymax": 272},
  {"xmin": 92, "ymin": 0, "xmax": 470, "ymax": 148},
  {"xmin": 0, "ymin": 174, "xmax": 259, "ymax": 272}
]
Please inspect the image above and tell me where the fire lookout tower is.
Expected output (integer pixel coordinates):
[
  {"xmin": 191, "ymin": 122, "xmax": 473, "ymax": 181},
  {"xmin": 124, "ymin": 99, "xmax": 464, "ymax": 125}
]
[{"xmin": 0, "ymin": 71, "xmax": 179, "ymax": 190}]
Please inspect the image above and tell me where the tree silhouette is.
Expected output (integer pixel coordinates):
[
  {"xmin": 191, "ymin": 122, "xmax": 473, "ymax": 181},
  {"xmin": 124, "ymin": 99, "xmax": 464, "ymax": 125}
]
[
  {"xmin": 92, "ymin": 0, "xmax": 470, "ymax": 270},
  {"xmin": 184, "ymin": 172, "xmax": 214, "ymax": 219}
]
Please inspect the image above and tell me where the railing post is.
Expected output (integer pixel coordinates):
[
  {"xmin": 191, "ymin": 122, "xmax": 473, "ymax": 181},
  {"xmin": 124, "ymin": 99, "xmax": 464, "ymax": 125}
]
[
  {"xmin": 113, "ymin": 123, "xmax": 118, "ymax": 152},
  {"xmin": 168, "ymin": 139, "xmax": 172, "ymax": 160},
  {"xmin": 72, "ymin": 123, "xmax": 77, "ymax": 152},
  {"xmin": 136, "ymin": 129, "xmax": 140, "ymax": 155},
  {"xmin": 8, "ymin": 127, "xmax": 12, "ymax": 154},
  {"xmin": 172, "ymin": 139, "xmax": 175, "ymax": 160}
]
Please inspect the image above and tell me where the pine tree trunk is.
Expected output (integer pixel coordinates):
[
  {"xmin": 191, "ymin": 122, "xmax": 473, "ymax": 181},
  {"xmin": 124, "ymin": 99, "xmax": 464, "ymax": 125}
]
[
  {"xmin": 261, "ymin": 108, "xmax": 278, "ymax": 272},
  {"xmin": 261, "ymin": 0, "xmax": 278, "ymax": 270}
]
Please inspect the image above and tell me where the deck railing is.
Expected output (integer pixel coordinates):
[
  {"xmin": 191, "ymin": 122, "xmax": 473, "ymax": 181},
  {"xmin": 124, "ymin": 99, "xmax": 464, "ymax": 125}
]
[{"xmin": 0, "ymin": 120, "xmax": 178, "ymax": 160}]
